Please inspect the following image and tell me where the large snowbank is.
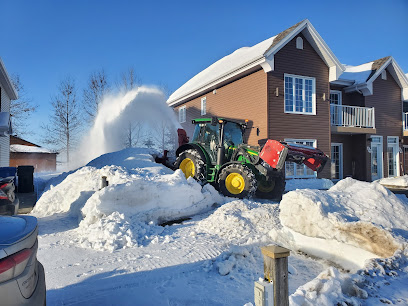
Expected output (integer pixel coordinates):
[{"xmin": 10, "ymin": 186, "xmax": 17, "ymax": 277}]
[
  {"xmin": 32, "ymin": 148, "xmax": 223, "ymax": 251},
  {"xmin": 276, "ymin": 178, "xmax": 408, "ymax": 270}
]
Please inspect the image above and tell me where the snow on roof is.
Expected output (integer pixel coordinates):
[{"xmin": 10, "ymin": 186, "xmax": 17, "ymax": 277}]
[
  {"xmin": 340, "ymin": 62, "xmax": 374, "ymax": 84},
  {"xmin": 167, "ymin": 36, "xmax": 276, "ymax": 104},
  {"xmin": 10, "ymin": 144, "xmax": 55, "ymax": 154}
]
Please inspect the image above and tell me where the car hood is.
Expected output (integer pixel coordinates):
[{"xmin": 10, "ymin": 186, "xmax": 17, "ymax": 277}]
[{"xmin": 0, "ymin": 215, "xmax": 38, "ymax": 246}]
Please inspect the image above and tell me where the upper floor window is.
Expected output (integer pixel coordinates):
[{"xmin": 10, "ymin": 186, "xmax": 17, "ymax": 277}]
[
  {"xmin": 179, "ymin": 106, "xmax": 186, "ymax": 123},
  {"xmin": 201, "ymin": 97, "xmax": 206, "ymax": 115},
  {"xmin": 284, "ymin": 74, "xmax": 316, "ymax": 115},
  {"xmin": 330, "ymin": 90, "xmax": 342, "ymax": 105},
  {"xmin": 296, "ymin": 37, "xmax": 303, "ymax": 49}
]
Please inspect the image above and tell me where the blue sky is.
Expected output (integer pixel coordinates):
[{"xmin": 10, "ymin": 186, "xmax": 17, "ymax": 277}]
[{"xmin": 1, "ymin": 0, "xmax": 407, "ymax": 146}]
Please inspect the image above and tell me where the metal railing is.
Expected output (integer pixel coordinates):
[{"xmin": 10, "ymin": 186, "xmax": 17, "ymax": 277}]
[
  {"xmin": 404, "ymin": 113, "xmax": 408, "ymax": 131},
  {"xmin": 330, "ymin": 104, "xmax": 375, "ymax": 128}
]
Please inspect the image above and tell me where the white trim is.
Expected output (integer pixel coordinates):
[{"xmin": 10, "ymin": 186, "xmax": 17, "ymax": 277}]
[
  {"xmin": 179, "ymin": 106, "xmax": 186, "ymax": 123},
  {"xmin": 387, "ymin": 136, "xmax": 400, "ymax": 177},
  {"xmin": 331, "ymin": 143, "xmax": 343, "ymax": 180},
  {"xmin": 329, "ymin": 90, "xmax": 342, "ymax": 105},
  {"xmin": 285, "ymin": 138, "xmax": 317, "ymax": 178},
  {"xmin": 0, "ymin": 57, "xmax": 18, "ymax": 100},
  {"xmin": 382, "ymin": 70, "xmax": 387, "ymax": 80},
  {"xmin": 201, "ymin": 97, "xmax": 207, "ymax": 115},
  {"xmin": 284, "ymin": 74, "xmax": 316, "ymax": 115},
  {"xmin": 371, "ymin": 135, "xmax": 383, "ymax": 180}
]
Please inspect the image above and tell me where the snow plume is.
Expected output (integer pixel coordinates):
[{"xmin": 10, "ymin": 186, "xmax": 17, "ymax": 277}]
[{"xmin": 73, "ymin": 86, "xmax": 181, "ymax": 169}]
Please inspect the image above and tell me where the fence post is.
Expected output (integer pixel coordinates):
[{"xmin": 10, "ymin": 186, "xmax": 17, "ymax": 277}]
[{"xmin": 260, "ymin": 245, "xmax": 290, "ymax": 306}]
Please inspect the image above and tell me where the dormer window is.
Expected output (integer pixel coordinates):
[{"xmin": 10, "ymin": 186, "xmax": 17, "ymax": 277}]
[
  {"xmin": 296, "ymin": 37, "xmax": 303, "ymax": 50},
  {"xmin": 382, "ymin": 70, "xmax": 387, "ymax": 80}
]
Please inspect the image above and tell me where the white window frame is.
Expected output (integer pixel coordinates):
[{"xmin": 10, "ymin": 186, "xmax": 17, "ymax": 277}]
[
  {"xmin": 387, "ymin": 136, "xmax": 399, "ymax": 177},
  {"xmin": 284, "ymin": 74, "xmax": 316, "ymax": 115},
  {"xmin": 296, "ymin": 37, "xmax": 303, "ymax": 49},
  {"xmin": 371, "ymin": 135, "xmax": 383, "ymax": 180},
  {"xmin": 201, "ymin": 97, "xmax": 206, "ymax": 115},
  {"xmin": 285, "ymin": 138, "xmax": 317, "ymax": 178},
  {"xmin": 331, "ymin": 143, "xmax": 343, "ymax": 180},
  {"xmin": 179, "ymin": 106, "xmax": 186, "ymax": 123},
  {"xmin": 330, "ymin": 90, "xmax": 342, "ymax": 105}
]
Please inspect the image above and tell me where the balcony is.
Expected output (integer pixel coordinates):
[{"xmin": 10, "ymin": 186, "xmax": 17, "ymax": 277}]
[
  {"xmin": 330, "ymin": 104, "xmax": 376, "ymax": 134},
  {"xmin": 403, "ymin": 113, "xmax": 408, "ymax": 137}
]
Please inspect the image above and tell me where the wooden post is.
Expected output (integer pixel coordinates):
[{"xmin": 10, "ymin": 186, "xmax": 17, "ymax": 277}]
[{"xmin": 261, "ymin": 245, "xmax": 290, "ymax": 306}]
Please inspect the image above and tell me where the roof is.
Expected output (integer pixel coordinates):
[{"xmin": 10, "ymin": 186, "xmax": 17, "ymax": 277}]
[
  {"xmin": 10, "ymin": 144, "xmax": 56, "ymax": 154},
  {"xmin": 167, "ymin": 19, "xmax": 344, "ymax": 106},
  {"xmin": 0, "ymin": 58, "xmax": 18, "ymax": 100},
  {"xmin": 339, "ymin": 56, "xmax": 408, "ymax": 100}
]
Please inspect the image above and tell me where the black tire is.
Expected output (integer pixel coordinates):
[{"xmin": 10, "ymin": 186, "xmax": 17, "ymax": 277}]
[
  {"xmin": 256, "ymin": 170, "xmax": 286, "ymax": 201},
  {"xmin": 174, "ymin": 149, "xmax": 206, "ymax": 182},
  {"xmin": 217, "ymin": 163, "xmax": 257, "ymax": 199}
]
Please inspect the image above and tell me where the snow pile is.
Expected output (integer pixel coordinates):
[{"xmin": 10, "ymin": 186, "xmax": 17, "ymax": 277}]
[
  {"xmin": 10, "ymin": 144, "xmax": 54, "ymax": 153},
  {"xmin": 290, "ymin": 249, "xmax": 408, "ymax": 305},
  {"xmin": 33, "ymin": 148, "xmax": 223, "ymax": 251},
  {"xmin": 285, "ymin": 178, "xmax": 333, "ymax": 191},
  {"xmin": 276, "ymin": 178, "xmax": 408, "ymax": 270},
  {"xmin": 196, "ymin": 200, "xmax": 279, "ymax": 245},
  {"xmin": 378, "ymin": 175, "xmax": 408, "ymax": 188}
]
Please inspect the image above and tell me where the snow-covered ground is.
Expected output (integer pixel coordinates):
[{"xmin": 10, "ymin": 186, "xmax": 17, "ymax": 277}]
[{"xmin": 32, "ymin": 149, "xmax": 408, "ymax": 305}]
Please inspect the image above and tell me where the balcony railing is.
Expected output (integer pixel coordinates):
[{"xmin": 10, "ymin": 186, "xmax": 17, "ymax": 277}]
[
  {"xmin": 330, "ymin": 104, "xmax": 375, "ymax": 129},
  {"xmin": 404, "ymin": 113, "xmax": 408, "ymax": 131}
]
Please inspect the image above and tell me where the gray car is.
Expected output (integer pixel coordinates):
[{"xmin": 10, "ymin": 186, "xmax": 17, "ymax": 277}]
[{"xmin": 0, "ymin": 215, "xmax": 46, "ymax": 305}]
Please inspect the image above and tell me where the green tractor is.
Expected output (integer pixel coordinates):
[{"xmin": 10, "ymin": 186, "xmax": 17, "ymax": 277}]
[{"xmin": 175, "ymin": 117, "xmax": 328, "ymax": 200}]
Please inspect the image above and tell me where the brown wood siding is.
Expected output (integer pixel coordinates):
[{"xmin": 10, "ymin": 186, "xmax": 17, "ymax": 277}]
[
  {"xmin": 330, "ymin": 85, "xmax": 365, "ymax": 107},
  {"xmin": 173, "ymin": 69, "xmax": 268, "ymax": 146},
  {"xmin": 365, "ymin": 69, "xmax": 403, "ymax": 179},
  {"xmin": 331, "ymin": 134, "xmax": 367, "ymax": 181},
  {"xmin": 267, "ymin": 33, "xmax": 331, "ymax": 178},
  {"xmin": 10, "ymin": 152, "xmax": 57, "ymax": 172},
  {"xmin": 10, "ymin": 136, "xmax": 38, "ymax": 147}
]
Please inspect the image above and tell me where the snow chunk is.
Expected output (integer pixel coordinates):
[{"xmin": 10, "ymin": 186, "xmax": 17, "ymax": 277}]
[
  {"xmin": 280, "ymin": 178, "xmax": 408, "ymax": 260},
  {"xmin": 378, "ymin": 175, "xmax": 408, "ymax": 188},
  {"xmin": 285, "ymin": 178, "xmax": 333, "ymax": 191}
]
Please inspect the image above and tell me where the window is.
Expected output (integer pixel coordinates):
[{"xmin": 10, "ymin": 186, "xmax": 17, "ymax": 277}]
[
  {"xmin": 179, "ymin": 106, "xmax": 186, "ymax": 123},
  {"xmin": 284, "ymin": 74, "xmax": 315, "ymax": 115},
  {"xmin": 330, "ymin": 90, "xmax": 342, "ymax": 125},
  {"xmin": 201, "ymin": 97, "xmax": 206, "ymax": 115},
  {"xmin": 387, "ymin": 136, "xmax": 399, "ymax": 177},
  {"xmin": 331, "ymin": 143, "xmax": 343, "ymax": 180},
  {"xmin": 382, "ymin": 70, "xmax": 387, "ymax": 80},
  {"xmin": 296, "ymin": 37, "xmax": 303, "ymax": 49},
  {"xmin": 285, "ymin": 139, "xmax": 317, "ymax": 178}
]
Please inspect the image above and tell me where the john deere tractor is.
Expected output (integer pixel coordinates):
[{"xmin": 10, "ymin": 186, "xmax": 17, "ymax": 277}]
[{"xmin": 175, "ymin": 117, "xmax": 328, "ymax": 200}]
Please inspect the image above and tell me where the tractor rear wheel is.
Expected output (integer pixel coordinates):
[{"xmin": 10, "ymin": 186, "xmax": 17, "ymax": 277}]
[
  {"xmin": 218, "ymin": 164, "xmax": 257, "ymax": 199},
  {"xmin": 256, "ymin": 170, "xmax": 286, "ymax": 201},
  {"xmin": 175, "ymin": 149, "xmax": 206, "ymax": 182}
]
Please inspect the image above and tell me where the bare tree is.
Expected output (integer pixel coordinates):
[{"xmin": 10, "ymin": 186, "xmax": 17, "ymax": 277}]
[
  {"xmin": 42, "ymin": 77, "xmax": 82, "ymax": 164},
  {"xmin": 123, "ymin": 121, "xmax": 143, "ymax": 148},
  {"xmin": 152, "ymin": 121, "xmax": 176, "ymax": 152},
  {"xmin": 10, "ymin": 74, "xmax": 37, "ymax": 136},
  {"xmin": 83, "ymin": 69, "xmax": 109, "ymax": 120},
  {"xmin": 117, "ymin": 67, "xmax": 141, "ymax": 91}
]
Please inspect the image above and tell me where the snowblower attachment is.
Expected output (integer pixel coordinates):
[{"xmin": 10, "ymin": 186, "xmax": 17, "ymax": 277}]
[{"xmin": 259, "ymin": 140, "xmax": 328, "ymax": 173}]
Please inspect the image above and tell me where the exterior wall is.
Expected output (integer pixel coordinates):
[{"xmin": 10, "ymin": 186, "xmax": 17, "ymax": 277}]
[
  {"xmin": 267, "ymin": 33, "xmax": 331, "ymax": 178},
  {"xmin": 174, "ymin": 69, "xmax": 268, "ymax": 146},
  {"xmin": 10, "ymin": 153, "xmax": 57, "ymax": 172},
  {"xmin": 0, "ymin": 86, "xmax": 11, "ymax": 167},
  {"xmin": 365, "ymin": 69, "xmax": 403, "ymax": 180}
]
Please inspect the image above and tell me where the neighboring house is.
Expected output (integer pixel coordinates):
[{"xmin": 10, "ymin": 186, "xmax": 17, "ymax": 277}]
[
  {"xmin": 10, "ymin": 136, "xmax": 58, "ymax": 172},
  {"xmin": 167, "ymin": 19, "xmax": 408, "ymax": 181},
  {"xmin": 0, "ymin": 58, "xmax": 17, "ymax": 167}
]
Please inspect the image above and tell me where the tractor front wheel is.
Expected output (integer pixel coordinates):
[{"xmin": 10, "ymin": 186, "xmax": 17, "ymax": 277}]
[
  {"xmin": 218, "ymin": 164, "xmax": 257, "ymax": 199},
  {"xmin": 256, "ymin": 170, "xmax": 286, "ymax": 201},
  {"xmin": 175, "ymin": 149, "xmax": 206, "ymax": 182}
]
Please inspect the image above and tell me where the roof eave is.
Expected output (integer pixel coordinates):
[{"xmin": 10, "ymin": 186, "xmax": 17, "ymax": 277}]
[
  {"xmin": 167, "ymin": 56, "xmax": 266, "ymax": 107},
  {"xmin": 0, "ymin": 58, "xmax": 18, "ymax": 100}
]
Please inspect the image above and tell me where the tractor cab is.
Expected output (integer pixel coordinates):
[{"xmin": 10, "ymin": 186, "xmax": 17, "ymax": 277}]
[{"xmin": 191, "ymin": 118, "xmax": 246, "ymax": 164}]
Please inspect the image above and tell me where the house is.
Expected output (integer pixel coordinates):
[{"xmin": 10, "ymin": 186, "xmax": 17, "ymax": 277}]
[
  {"xmin": 10, "ymin": 136, "xmax": 58, "ymax": 172},
  {"xmin": 167, "ymin": 19, "xmax": 408, "ymax": 181},
  {"xmin": 0, "ymin": 58, "xmax": 17, "ymax": 167}
]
